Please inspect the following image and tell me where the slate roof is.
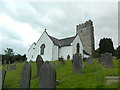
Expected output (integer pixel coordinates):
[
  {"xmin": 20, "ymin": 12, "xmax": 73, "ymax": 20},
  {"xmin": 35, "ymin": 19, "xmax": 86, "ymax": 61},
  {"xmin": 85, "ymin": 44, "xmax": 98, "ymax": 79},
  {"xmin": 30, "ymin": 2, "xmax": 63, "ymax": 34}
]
[
  {"xmin": 83, "ymin": 50, "xmax": 89, "ymax": 55},
  {"xmin": 48, "ymin": 34, "xmax": 76, "ymax": 47}
]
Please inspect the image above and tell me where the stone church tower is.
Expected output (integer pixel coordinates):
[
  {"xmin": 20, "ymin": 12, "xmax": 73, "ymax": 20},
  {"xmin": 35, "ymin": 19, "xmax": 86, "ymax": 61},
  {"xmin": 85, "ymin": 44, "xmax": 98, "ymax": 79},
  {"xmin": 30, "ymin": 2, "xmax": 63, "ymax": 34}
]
[{"xmin": 76, "ymin": 20, "xmax": 95, "ymax": 56}]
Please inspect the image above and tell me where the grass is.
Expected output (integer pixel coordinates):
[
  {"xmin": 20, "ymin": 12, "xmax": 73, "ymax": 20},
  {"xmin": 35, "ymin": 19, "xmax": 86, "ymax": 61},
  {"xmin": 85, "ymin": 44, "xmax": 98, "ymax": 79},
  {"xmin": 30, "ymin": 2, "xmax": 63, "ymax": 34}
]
[{"xmin": 2, "ymin": 59, "xmax": 119, "ymax": 88}]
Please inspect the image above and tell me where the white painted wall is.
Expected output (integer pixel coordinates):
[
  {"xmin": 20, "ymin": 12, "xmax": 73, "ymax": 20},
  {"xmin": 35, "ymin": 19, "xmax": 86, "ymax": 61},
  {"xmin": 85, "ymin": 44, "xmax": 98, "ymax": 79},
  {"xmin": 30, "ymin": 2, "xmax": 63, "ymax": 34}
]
[
  {"xmin": 27, "ymin": 32, "xmax": 84, "ymax": 61},
  {"xmin": 83, "ymin": 54, "xmax": 89, "ymax": 58},
  {"xmin": 72, "ymin": 35, "xmax": 84, "ymax": 58},
  {"xmin": 35, "ymin": 31, "xmax": 54, "ymax": 61},
  {"xmin": 59, "ymin": 46, "xmax": 72, "ymax": 60},
  {"xmin": 27, "ymin": 43, "xmax": 36, "ymax": 61},
  {"xmin": 52, "ymin": 45, "xmax": 59, "ymax": 60},
  {"xmin": 27, "ymin": 31, "xmax": 54, "ymax": 61}
]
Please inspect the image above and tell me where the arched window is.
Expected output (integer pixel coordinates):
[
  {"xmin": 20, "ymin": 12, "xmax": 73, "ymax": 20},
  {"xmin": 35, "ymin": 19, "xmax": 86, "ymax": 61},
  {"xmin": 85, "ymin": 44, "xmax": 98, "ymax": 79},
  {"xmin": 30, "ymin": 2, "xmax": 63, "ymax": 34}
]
[
  {"xmin": 40, "ymin": 44, "xmax": 45, "ymax": 55},
  {"xmin": 76, "ymin": 43, "xmax": 80, "ymax": 53},
  {"xmin": 67, "ymin": 55, "xmax": 70, "ymax": 60}
]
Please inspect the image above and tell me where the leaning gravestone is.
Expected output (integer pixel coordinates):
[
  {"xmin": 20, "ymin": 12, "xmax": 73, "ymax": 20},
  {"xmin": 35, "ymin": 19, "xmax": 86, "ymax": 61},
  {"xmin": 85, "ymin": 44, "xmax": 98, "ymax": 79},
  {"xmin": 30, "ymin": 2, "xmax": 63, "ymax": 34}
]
[
  {"xmin": 20, "ymin": 61, "xmax": 32, "ymax": 88},
  {"xmin": 2, "ymin": 70, "xmax": 6, "ymax": 88},
  {"xmin": 73, "ymin": 53, "xmax": 82, "ymax": 74},
  {"xmin": 39, "ymin": 61, "xmax": 56, "ymax": 89},
  {"xmin": 36, "ymin": 55, "xmax": 44, "ymax": 76},
  {"xmin": 101, "ymin": 53, "xmax": 112, "ymax": 68}
]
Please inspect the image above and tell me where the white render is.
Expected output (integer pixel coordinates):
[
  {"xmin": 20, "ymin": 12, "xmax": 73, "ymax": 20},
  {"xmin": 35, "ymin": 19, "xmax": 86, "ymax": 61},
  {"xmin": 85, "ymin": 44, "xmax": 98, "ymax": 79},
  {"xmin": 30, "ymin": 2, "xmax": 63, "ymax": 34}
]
[
  {"xmin": 27, "ymin": 30, "xmax": 89, "ymax": 61},
  {"xmin": 59, "ymin": 46, "xmax": 72, "ymax": 60},
  {"xmin": 72, "ymin": 35, "xmax": 84, "ymax": 58}
]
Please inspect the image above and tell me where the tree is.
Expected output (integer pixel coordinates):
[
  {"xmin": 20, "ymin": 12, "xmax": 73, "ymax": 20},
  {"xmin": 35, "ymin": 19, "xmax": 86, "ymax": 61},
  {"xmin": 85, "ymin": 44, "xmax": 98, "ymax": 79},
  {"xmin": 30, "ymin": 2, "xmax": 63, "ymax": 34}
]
[
  {"xmin": 99, "ymin": 38, "xmax": 114, "ymax": 55},
  {"xmin": 2, "ymin": 48, "xmax": 15, "ymax": 64},
  {"xmin": 115, "ymin": 46, "xmax": 120, "ymax": 59},
  {"xmin": 94, "ymin": 48, "xmax": 100, "ymax": 58},
  {"xmin": 4, "ymin": 48, "xmax": 14, "ymax": 56}
]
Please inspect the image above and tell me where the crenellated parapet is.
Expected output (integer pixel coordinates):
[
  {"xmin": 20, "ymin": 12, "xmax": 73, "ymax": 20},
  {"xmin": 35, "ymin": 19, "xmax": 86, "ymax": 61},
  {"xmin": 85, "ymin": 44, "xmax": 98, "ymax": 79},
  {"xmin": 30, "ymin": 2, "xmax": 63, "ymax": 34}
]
[{"xmin": 76, "ymin": 20, "xmax": 93, "ymax": 30}]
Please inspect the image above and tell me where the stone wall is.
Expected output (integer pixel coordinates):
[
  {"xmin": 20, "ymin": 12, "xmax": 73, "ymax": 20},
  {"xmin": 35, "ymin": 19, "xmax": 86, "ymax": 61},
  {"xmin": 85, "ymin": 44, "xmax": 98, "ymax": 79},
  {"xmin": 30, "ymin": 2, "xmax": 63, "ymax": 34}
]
[{"xmin": 76, "ymin": 20, "xmax": 95, "ymax": 56}]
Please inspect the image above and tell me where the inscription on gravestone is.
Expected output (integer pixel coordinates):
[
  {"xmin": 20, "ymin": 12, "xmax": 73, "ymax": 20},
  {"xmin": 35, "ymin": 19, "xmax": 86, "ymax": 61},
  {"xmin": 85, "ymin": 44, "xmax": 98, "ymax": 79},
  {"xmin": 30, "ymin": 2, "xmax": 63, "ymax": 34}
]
[
  {"xmin": 36, "ymin": 55, "xmax": 44, "ymax": 76},
  {"xmin": 73, "ymin": 53, "xmax": 82, "ymax": 74},
  {"xmin": 39, "ymin": 61, "xmax": 56, "ymax": 89},
  {"xmin": 20, "ymin": 61, "xmax": 32, "ymax": 88}
]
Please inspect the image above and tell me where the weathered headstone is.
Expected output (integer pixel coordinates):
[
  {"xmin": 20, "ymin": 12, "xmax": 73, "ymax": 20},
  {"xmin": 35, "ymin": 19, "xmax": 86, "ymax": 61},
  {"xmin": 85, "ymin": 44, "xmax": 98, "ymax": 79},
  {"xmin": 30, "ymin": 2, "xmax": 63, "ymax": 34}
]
[
  {"xmin": 8, "ymin": 61, "xmax": 10, "ymax": 64},
  {"xmin": 39, "ymin": 61, "xmax": 56, "ymax": 89},
  {"xmin": 4, "ymin": 60, "xmax": 6, "ymax": 65},
  {"xmin": 20, "ymin": 61, "xmax": 32, "ymax": 88},
  {"xmin": 100, "ymin": 53, "xmax": 113, "ymax": 68},
  {"xmin": 2, "ymin": 70, "xmax": 6, "ymax": 88},
  {"xmin": 86, "ymin": 57, "xmax": 90, "ymax": 64},
  {"xmin": 36, "ymin": 55, "xmax": 44, "ymax": 76},
  {"xmin": 86, "ymin": 56, "xmax": 92, "ymax": 64},
  {"xmin": 7, "ymin": 64, "xmax": 16, "ymax": 71},
  {"xmin": 7, "ymin": 65, "xmax": 11, "ymax": 71},
  {"xmin": 82, "ymin": 64, "xmax": 85, "ymax": 68},
  {"xmin": 73, "ymin": 53, "xmax": 82, "ymax": 74}
]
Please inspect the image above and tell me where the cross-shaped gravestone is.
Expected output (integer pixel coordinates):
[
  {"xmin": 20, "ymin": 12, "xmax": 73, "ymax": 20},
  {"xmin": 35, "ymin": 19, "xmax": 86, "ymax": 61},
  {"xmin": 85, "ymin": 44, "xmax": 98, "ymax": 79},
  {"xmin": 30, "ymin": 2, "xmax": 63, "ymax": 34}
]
[
  {"xmin": 36, "ymin": 55, "xmax": 44, "ymax": 76},
  {"xmin": 20, "ymin": 61, "xmax": 32, "ymax": 88},
  {"xmin": 39, "ymin": 61, "xmax": 56, "ymax": 89}
]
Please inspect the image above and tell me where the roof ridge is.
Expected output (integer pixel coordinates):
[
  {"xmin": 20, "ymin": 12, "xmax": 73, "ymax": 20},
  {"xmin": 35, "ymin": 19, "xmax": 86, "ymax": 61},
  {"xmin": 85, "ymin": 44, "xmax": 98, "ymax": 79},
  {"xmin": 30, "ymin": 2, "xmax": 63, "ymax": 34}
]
[{"xmin": 59, "ymin": 35, "xmax": 76, "ymax": 41}]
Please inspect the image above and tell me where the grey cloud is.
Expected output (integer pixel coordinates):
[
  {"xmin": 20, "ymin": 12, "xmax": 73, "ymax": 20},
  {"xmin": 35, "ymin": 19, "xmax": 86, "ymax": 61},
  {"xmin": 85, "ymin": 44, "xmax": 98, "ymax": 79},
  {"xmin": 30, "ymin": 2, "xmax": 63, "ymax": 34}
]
[
  {"xmin": 0, "ymin": 1, "xmax": 118, "ymax": 54},
  {"xmin": 0, "ymin": 25, "xmax": 22, "ymax": 41}
]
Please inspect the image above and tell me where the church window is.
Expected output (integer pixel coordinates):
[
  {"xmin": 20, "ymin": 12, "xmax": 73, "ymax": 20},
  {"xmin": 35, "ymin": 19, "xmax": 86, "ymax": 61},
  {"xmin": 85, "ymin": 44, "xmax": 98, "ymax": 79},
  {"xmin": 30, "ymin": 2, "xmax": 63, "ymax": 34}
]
[
  {"xmin": 67, "ymin": 55, "xmax": 70, "ymax": 60},
  {"xmin": 40, "ymin": 44, "xmax": 45, "ymax": 55},
  {"xmin": 76, "ymin": 43, "xmax": 80, "ymax": 53}
]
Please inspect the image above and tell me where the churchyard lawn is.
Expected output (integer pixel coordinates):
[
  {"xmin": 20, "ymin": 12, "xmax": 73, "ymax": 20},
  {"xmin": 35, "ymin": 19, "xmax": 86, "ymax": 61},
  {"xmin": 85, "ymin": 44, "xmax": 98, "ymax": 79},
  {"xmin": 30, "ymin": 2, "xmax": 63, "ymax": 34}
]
[{"xmin": 2, "ymin": 59, "xmax": 119, "ymax": 88}]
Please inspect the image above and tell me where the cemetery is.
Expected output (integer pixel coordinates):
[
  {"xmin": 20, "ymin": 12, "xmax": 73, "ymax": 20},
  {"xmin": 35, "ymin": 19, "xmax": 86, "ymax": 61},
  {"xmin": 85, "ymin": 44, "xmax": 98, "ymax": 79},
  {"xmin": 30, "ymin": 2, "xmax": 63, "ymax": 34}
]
[
  {"xmin": 1, "ymin": 20, "xmax": 119, "ymax": 89},
  {"xmin": 1, "ymin": 55, "xmax": 119, "ymax": 88}
]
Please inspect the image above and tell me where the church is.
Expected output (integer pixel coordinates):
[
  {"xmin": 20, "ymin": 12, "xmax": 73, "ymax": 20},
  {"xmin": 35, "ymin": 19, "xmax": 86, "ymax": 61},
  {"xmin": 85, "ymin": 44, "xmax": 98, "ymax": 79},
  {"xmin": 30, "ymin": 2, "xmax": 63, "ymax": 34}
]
[{"xmin": 27, "ymin": 20, "xmax": 94, "ymax": 61}]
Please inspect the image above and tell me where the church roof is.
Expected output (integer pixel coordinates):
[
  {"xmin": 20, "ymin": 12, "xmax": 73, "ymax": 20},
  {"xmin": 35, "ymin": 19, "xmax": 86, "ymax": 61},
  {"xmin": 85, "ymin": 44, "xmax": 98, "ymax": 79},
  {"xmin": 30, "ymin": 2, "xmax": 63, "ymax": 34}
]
[
  {"xmin": 83, "ymin": 50, "xmax": 89, "ymax": 55},
  {"xmin": 48, "ymin": 34, "xmax": 76, "ymax": 47}
]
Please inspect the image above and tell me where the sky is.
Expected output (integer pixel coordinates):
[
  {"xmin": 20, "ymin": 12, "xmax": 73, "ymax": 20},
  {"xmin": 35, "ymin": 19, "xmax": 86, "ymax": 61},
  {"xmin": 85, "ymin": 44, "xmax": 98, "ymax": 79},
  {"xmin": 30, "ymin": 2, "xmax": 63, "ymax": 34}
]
[{"xmin": 0, "ymin": 0, "xmax": 118, "ymax": 55}]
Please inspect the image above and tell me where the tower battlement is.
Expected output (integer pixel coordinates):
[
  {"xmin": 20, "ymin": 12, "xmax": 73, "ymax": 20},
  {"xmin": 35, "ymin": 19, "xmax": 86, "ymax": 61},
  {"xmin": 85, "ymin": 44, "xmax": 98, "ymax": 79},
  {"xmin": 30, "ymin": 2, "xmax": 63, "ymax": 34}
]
[{"xmin": 76, "ymin": 20, "xmax": 93, "ymax": 30}]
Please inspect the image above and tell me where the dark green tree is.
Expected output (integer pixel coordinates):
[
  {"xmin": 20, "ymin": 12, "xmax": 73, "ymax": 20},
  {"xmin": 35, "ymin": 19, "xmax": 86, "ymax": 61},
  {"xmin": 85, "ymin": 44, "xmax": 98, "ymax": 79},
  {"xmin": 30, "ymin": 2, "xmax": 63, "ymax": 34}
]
[
  {"xmin": 99, "ymin": 38, "xmax": 114, "ymax": 55},
  {"xmin": 4, "ymin": 48, "xmax": 14, "ymax": 56},
  {"xmin": 94, "ymin": 48, "xmax": 100, "ymax": 58},
  {"xmin": 3, "ymin": 48, "xmax": 15, "ymax": 64},
  {"xmin": 115, "ymin": 46, "xmax": 120, "ymax": 59}
]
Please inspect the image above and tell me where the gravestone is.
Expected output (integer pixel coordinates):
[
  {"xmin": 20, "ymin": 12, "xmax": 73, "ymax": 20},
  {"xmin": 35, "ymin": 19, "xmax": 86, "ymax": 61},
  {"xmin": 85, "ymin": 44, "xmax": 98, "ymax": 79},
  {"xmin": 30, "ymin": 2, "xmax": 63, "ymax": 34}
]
[
  {"xmin": 7, "ymin": 64, "xmax": 16, "ymax": 71},
  {"xmin": 2, "ymin": 70, "xmax": 6, "ymax": 88},
  {"xmin": 73, "ymin": 53, "xmax": 82, "ymax": 74},
  {"xmin": 86, "ymin": 56, "xmax": 92, "ymax": 64},
  {"xmin": 100, "ymin": 53, "xmax": 112, "ymax": 68},
  {"xmin": 86, "ymin": 57, "xmax": 90, "ymax": 64},
  {"xmin": 4, "ymin": 60, "xmax": 6, "ymax": 65},
  {"xmin": 7, "ymin": 65, "xmax": 12, "ymax": 70},
  {"xmin": 20, "ymin": 61, "xmax": 32, "ymax": 88},
  {"xmin": 9, "ymin": 61, "xmax": 10, "ymax": 64},
  {"xmin": 82, "ymin": 64, "xmax": 85, "ymax": 68},
  {"xmin": 39, "ymin": 61, "xmax": 56, "ymax": 89},
  {"xmin": 36, "ymin": 55, "xmax": 44, "ymax": 76}
]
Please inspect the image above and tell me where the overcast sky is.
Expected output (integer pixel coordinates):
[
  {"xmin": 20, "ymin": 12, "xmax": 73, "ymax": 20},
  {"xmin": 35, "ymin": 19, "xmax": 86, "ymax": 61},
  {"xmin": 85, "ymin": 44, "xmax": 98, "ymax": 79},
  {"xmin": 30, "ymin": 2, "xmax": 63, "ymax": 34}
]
[{"xmin": 0, "ymin": 1, "xmax": 118, "ymax": 55}]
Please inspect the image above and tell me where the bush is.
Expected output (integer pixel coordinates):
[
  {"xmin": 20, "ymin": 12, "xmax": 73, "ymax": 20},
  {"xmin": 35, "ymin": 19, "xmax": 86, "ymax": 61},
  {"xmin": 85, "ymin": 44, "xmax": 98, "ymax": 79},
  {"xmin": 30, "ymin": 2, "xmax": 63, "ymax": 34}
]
[{"xmin": 58, "ymin": 57, "xmax": 65, "ymax": 64}]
